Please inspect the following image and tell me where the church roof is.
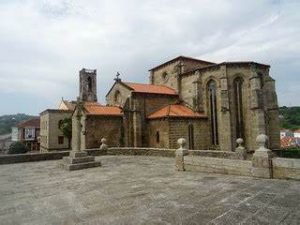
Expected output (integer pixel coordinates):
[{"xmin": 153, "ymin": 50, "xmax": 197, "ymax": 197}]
[
  {"xmin": 84, "ymin": 102, "xmax": 123, "ymax": 116},
  {"xmin": 148, "ymin": 104, "xmax": 207, "ymax": 119},
  {"xmin": 59, "ymin": 100, "xmax": 76, "ymax": 111},
  {"xmin": 149, "ymin": 55, "xmax": 215, "ymax": 71},
  {"xmin": 123, "ymin": 82, "xmax": 178, "ymax": 96}
]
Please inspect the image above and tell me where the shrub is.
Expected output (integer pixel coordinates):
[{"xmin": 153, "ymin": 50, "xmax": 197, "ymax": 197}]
[{"xmin": 8, "ymin": 142, "xmax": 29, "ymax": 154}]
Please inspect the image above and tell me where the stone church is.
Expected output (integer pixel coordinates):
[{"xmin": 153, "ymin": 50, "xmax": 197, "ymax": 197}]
[{"xmin": 40, "ymin": 55, "xmax": 280, "ymax": 152}]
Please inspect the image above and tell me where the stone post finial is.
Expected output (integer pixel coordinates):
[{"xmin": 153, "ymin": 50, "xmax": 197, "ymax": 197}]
[
  {"xmin": 100, "ymin": 138, "xmax": 108, "ymax": 151},
  {"xmin": 252, "ymin": 134, "xmax": 273, "ymax": 178},
  {"xmin": 177, "ymin": 138, "xmax": 187, "ymax": 150},
  {"xmin": 235, "ymin": 138, "xmax": 247, "ymax": 160},
  {"xmin": 256, "ymin": 134, "xmax": 268, "ymax": 151},
  {"xmin": 175, "ymin": 138, "xmax": 188, "ymax": 171}
]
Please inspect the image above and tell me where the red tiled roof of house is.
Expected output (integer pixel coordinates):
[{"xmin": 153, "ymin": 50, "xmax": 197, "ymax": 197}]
[
  {"xmin": 280, "ymin": 136, "xmax": 297, "ymax": 148},
  {"xmin": 148, "ymin": 104, "xmax": 207, "ymax": 119},
  {"xmin": 18, "ymin": 117, "xmax": 40, "ymax": 128},
  {"xmin": 84, "ymin": 102, "xmax": 123, "ymax": 116},
  {"xmin": 123, "ymin": 82, "xmax": 178, "ymax": 96}
]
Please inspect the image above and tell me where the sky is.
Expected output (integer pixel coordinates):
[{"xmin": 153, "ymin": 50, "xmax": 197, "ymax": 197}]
[{"xmin": 0, "ymin": 0, "xmax": 299, "ymax": 116}]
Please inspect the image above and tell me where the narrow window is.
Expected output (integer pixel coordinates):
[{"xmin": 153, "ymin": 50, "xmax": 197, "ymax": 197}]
[
  {"xmin": 156, "ymin": 131, "xmax": 160, "ymax": 143},
  {"xmin": 58, "ymin": 120, "xmax": 63, "ymax": 129},
  {"xmin": 87, "ymin": 76, "xmax": 92, "ymax": 92},
  {"xmin": 188, "ymin": 124, "xmax": 194, "ymax": 149},
  {"xmin": 58, "ymin": 136, "xmax": 64, "ymax": 144},
  {"xmin": 208, "ymin": 80, "xmax": 219, "ymax": 145},
  {"xmin": 234, "ymin": 77, "xmax": 244, "ymax": 139}
]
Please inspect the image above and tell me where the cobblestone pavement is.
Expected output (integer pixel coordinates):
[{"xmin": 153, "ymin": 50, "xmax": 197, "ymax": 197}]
[{"xmin": 0, "ymin": 156, "xmax": 299, "ymax": 225}]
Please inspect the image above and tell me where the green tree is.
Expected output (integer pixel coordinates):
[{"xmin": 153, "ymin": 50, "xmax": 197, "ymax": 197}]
[
  {"xmin": 8, "ymin": 142, "xmax": 29, "ymax": 154},
  {"xmin": 59, "ymin": 118, "xmax": 72, "ymax": 149}
]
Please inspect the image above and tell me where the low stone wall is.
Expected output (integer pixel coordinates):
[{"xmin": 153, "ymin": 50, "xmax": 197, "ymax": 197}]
[
  {"xmin": 272, "ymin": 158, "xmax": 300, "ymax": 180},
  {"xmin": 107, "ymin": 147, "xmax": 175, "ymax": 157},
  {"xmin": 0, "ymin": 151, "xmax": 70, "ymax": 165},
  {"xmin": 188, "ymin": 150, "xmax": 239, "ymax": 159},
  {"xmin": 184, "ymin": 156, "xmax": 252, "ymax": 176}
]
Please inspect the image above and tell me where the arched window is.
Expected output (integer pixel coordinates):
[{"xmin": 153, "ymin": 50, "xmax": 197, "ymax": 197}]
[
  {"xmin": 234, "ymin": 77, "xmax": 244, "ymax": 139},
  {"xmin": 188, "ymin": 124, "xmax": 194, "ymax": 149},
  {"xmin": 208, "ymin": 80, "xmax": 219, "ymax": 145},
  {"xmin": 87, "ymin": 76, "xmax": 92, "ymax": 92},
  {"xmin": 114, "ymin": 90, "xmax": 122, "ymax": 105},
  {"xmin": 156, "ymin": 131, "xmax": 160, "ymax": 143},
  {"xmin": 58, "ymin": 120, "xmax": 63, "ymax": 129}
]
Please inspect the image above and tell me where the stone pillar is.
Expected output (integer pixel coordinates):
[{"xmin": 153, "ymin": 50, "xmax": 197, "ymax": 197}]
[
  {"xmin": 219, "ymin": 65, "xmax": 233, "ymax": 151},
  {"xmin": 62, "ymin": 98, "xmax": 101, "ymax": 171},
  {"xmin": 175, "ymin": 138, "xmax": 188, "ymax": 171},
  {"xmin": 249, "ymin": 66, "xmax": 266, "ymax": 150},
  {"xmin": 235, "ymin": 138, "xmax": 247, "ymax": 160},
  {"xmin": 252, "ymin": 134, "xmax": 273, "ymax": 179}
]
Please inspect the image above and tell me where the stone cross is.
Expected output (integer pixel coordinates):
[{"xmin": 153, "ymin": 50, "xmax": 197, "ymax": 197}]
[{"xmin": 73, "ymin": 97, "xmax": 83, "ymax": 152}]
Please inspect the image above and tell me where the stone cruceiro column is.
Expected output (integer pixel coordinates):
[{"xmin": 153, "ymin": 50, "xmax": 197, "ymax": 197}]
[
  {"xmin": 236, "ymin": 138, "xmax": 247, "ymax": 160},
  {"xmin": 252, "ymin": 134, "xmax": 273, "ymax": 178},
  {"xmin": 62, "ymin": 98, "xmax": 101, "ymax": 171},
  {"xmin": 175, "ymin": 138, "xmax": 188, "ymax": 171}
]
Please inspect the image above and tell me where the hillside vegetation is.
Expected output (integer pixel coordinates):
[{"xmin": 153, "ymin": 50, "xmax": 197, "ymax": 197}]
[
  {"xmin": 0, "ymin": 114, "xmax": 35, "ymax": 135},
  {"xmin": 279, "ymin": 106, "xmax": 300, "ymax": 131}
]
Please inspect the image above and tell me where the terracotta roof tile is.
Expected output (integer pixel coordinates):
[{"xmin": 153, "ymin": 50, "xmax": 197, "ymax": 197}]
[
  {"xmin": 148, "ymin": 104, "xmax": 207, "ymax": 119},
  {"xmin": 124, "ymin": 82, "xmax": 177, "ymax": 95},
  {"xmin": 84, "ymin": 102, "xmax": 123, "ymax": 116},
  {"xmin": 18, "ymin": 117, "xmax": 40, "ymax": 128}
]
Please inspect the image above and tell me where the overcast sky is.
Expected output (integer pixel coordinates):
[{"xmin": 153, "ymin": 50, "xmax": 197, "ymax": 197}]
[{"xmin": 0, "ymin": 0, "xmax": 299, "ymax": 115}]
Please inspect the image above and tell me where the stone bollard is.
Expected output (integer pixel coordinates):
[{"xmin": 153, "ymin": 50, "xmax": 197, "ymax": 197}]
[
  {"xmin": 236, "ymin": 138, "xmax": 247, "ymax": 160},
  {"xmin": 175, "ymin": 138, "xmax": 188, "ymax": 171},
  {"xmin": 100, "ymin": 138, "xmax": 108, "ymax": 150},
  {"xmin": 252, "ymin": 134, "xmax": 273, "ymax": 179}
]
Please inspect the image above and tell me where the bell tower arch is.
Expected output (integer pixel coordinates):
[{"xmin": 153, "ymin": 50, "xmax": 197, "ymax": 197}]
[{"xmin": 79, "ymin": 68, "xmax": 97, "ymax": 102}]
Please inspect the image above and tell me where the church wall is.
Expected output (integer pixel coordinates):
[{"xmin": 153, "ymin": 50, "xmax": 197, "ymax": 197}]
[
  {"xmin": 84, "ymin": 115, "xmax": 123, "ymax": 149},
  {"xmin": 131, "ymin": 93, "xmax": 178, "ymax": 147},
  {"xmin": 106, "ymin": 82, "xmax": 132, "ymax": 107},
  {"xmin": 151, "ymin": 61, "xmax": 179, "ymax": 90},
  {"xmin": 168, "ymin": 118, "xmax": 210, "ymax": 150},
  {"xmin": 148, "ymin": 119, "xmax": 169, "ymax": 148}
]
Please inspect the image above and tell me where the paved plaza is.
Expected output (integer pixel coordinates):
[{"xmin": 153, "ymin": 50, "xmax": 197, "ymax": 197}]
[{"xmin": 0, "ymin": 156, "xmax": 299, "ymax": 225}]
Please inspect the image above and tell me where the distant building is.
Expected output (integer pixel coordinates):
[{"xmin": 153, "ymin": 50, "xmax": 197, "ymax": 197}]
[
  {"xmin": 293, "ymin": 130, "xmax": 300, "ymax": 138},
  {"xmin": 11, "ymin": 117, "xmax": 40, "ymax": 151},
  {"xmin": 39, "ymin": 100, "xmax": 75, "ymax": 152},
  {"xmin": 280, "ymin": 129, "xmax": 294, "ymax": 138}
]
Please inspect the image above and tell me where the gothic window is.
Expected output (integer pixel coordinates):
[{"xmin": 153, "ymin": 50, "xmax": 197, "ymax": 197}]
[
  {"xmin": 234, "ymin": 77, "xmax": 244, "ymax": 139},
  {"xmin": 208, "ymin": 80, "xmax": 219, "ymax": 145},
  {"xmin": 188, "ymin": 124, "xmax": 194, "ymax": 149},
  {"xmin": 156, "ymin": 131, "xmax": 160, "ymax": 143},
  {"xmin": 87, "ymin": 76, "xmax": 92, "ymax": 92}
]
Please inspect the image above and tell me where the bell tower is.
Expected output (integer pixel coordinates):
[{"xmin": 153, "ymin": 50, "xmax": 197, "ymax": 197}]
[{"xmin": 79, "ymin": 68, "xmax": 97, "ymax": 102}]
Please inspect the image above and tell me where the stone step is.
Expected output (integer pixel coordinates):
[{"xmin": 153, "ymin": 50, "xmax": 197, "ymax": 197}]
[
  {"xmin": 63, "ymin": 161, "xmax": 102, "ymax": 171},
  {"xmin": 63, "ymin": 156, "xmax": 95, "ymax": 164}
]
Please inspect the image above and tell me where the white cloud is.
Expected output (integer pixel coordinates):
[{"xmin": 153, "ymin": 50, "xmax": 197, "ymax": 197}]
[{"xmin": 0, "ymin": 0, "xmax": 300, "ymax": 114}]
